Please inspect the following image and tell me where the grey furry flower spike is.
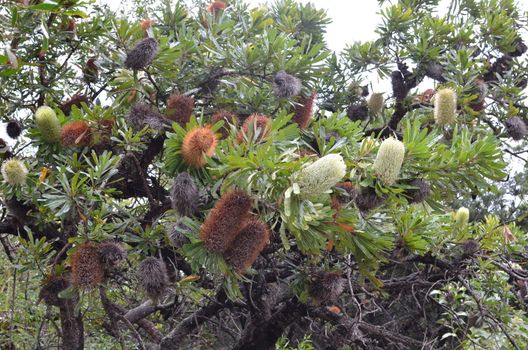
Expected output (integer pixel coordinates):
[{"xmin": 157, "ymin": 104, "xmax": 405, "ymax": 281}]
[
  {"xmin": 171, "ymin": 172, "xmax": 200, "ymax": 217},
  {"xmin": 405, "ymin": 179, "xmax": 431, "ymax": 204},
  {"xmin": 125, "ymin": 38, "xmax": 159, "ymax": 70},
  {"xmin": 272, "ymin": 70, "xmax": 302, "ymax": 98},
  {"xmin": 137, "ymin": 257, "xmax": 168, "ymax": 303},
  {"xmin": 127, "ymin": 103, "xmax": 165, "ymax": 131},
  {"xmin": 505, "ymin": 117, "xmax": 527, "ymax": 140}
]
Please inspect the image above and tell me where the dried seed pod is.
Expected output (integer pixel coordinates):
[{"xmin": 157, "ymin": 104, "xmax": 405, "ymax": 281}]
[
  {"xmin": 5, "ymin": 198, "xmax": 33, "ymax": 224},
  {"xmin": 404, "ymin": 179, "xmax": 431, "ymax": 204},
  {"xmin": 166, "ymin": 94, "xmax": 194, "ymax": 126},
  {"xmin": 272, "ymin": 70, "xmax": 302, "ymax": 98},
  {"xmin": 237, "ymin": 114, "xmax": 272, "ymax": 143},
  {"xmin": 504, "ymin": 117, "xmax": 527, "ymax": 140},
  {"xmin": 71, "ymin": 242, "xmax": 105, "ymax": 290},
  {"xmin": 211, "ymin": 110, "xmax": 237, "ymax": 139},
  {"xmin": 125, "ymin": 38, "xmax": 159, "ymax": 70},
  {"xmin": 127, "ymin": 103, "xmax": 165, "ymax": 131},
  {"xmin": 1, "ymin": 159, "xmax": 28, "ymax": 185},
  {"xmin": 6, "ymin": 120, "xmax": 22, "ymax": 138},
  {"xmin": 83, "ymin": 58, "xmax": 99, "ymax": 83},
  {"xmin": 169, "ymin": 220, "xmax": 191, "ymax": 248},
  {"xmin": 433, "ymin": 88, "xmax": 457, "ymax": 125},
  {"xmin": 296, "ymin": 154, "xmax": 346, "ymax": 198},
  {"xmin": 35, "ymin": 106, "xmax": 61, "ymax": 143},
  {"xmin": 354, "ymin": 186, "xmax": 384, "ymax": 212},
  {"xmin": 181, "ymin": 127, "xmax": 218, "ymax": 168},
  {"xmin": 293, "ymin": 91, "xmax": 316, "ymax": 129},
  {"xmin": 373, "ymin": 137, "xmax": 405, "ymax": 186},
  {"xmin": 346, "ymin": 103, "xmax": 369, "ymax": 121},
  {"xmin": 225, "ymin": 219, "xmax": 270, "ymax": 273},
  {"xmin": 199, "ymin": 190, "xmax": 253, "ymax": 253},
  {"xmin": 137, "ymin": 257, "xmax": 168, "ymax": 302},
  {"xmin": 98, "ymin": 241, "xmax": 126, "ymax": 273},
  {"xmin": 39, "ymin": 275, "xmax": 70, "ymax": 306},
  {"xmin": 171, "ymin": 172, "xmax": 200, "ymax": 217},
  {"xmin": 60, "ymin": 121, "xmax": 92, "ymax": 147},
  {"xmin": 308, "ymin": 271, "xmax": 346, "ymax": 305}
]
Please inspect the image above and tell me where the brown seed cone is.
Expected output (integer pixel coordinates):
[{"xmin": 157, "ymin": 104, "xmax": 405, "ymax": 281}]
[
  {"xmin": 39, "ymin": 275, "xmax": 70, "ymax": 306},
  {"xmin": 211, "ymin": 110, "xmax": 238, "ymax": 139},
  {"xmin": 225, "ymin": 219, "xmax": 270, "ymax": 273},
  {"xmin": 199, "ymin": 190, "xmax": 253, "ymax": 253},
  {"xmin": 166, "ymin": 94, "xmax": 195, "ymax": 126},
  {"xmin": 71, "ymin": 242, "xmax": 105, "ymax": 290},
  {"xmin": 308, "ymin": 271, "xmax": 346, "ymax": 305},
  {"xmin": 237, "ymin": 114, "xmax": 272, "ymax": 143},
  {"xmin": 60, "ymin": 120, "xmax": 92, "ymax": 147},
  {"xmin": 60, "ymin": 94, "xmax": 89, "ymax": 116},
  {"xmin": 292, "ymin": 91, "xmax": 316, "ymax": 129},
  {"xmin": 181, "ymin": 127, "xmax": 218, "ymax": 168}
]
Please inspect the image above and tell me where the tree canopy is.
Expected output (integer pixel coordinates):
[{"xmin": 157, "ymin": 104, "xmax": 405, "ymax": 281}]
[{"xmin": 0, "ymin": 0, "xmax": 528, "ymax": 349}]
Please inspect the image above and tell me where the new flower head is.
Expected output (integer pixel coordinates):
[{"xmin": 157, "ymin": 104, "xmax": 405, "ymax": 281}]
[
  {"xmin": 35, "ymin": 106, "xmax": 61, "ymax": 143},
  {"xmin": 181, "ymin": 126, "xmax": 218, "ymax": 168},
  {"xmin": 373, "ymin": 137, "xmax": 405, "ymax": 186},
  {"xmin": 237, "ymin": 114, "xmax": 272, "ymax": 143},
  {"xmin": 368, "ymin": 92, "xmax": 384, "ymax": 115},
  {"xmin": 455, "ymin": 207, "xmax": 470, "ymax": 228},
  {"xmin": 124, "ymin": 38, "xmax": 159, "ymax": 70},
  {"xmin": 1, "ymin": 158, "xmax": 28, "ymax": 185},
  {"xmin": 296, "ymin": 154, "xmax": 347, "ymax": 197},
  {"xmin": 433, "ymin": 88, "xmax": 457, "ymax": 125},
  {"xmin": 166, "ymin": 94, "xmax": 195, "ymax": 126},
  {"xmin": 137, "ymin": 257, "xmax": 168, "ymax": 303},
  {"xmin": 60, "ymin": 120, "xmax": 92, "ymax": 147},
  {"xmin": 272, "ymin": 70, "xmax": 302, "ymax": 98},
  {"xmin": 504, "ymin": 116, "xmax": 527, "ymax": 140}
]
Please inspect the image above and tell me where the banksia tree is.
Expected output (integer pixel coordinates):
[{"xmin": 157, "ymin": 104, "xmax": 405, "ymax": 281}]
[
  {"xmin": 237, "ymin": 114, "xmax": 272, "ymax": 143},
  {"xmin": 368, "ymin": 92, "xmax": 384, "ymax": 114},
  {"xmin": 170, "ymin": 171, "xmax": 200, "ymax": 217},
  {"xmin": 137, "ymin": 257, "xmax": 168, "ymax": 303},
  {"xmin": 1, "ymin": 159, "xmax": 28, "ymax": 185},
  {"xmin": 35, "ymin": 106, "xmax": 61, "ymax": 143},
  {"xmin": 295, "ymin": 153, "xmax": 347, "ymax": 197},
  {"xmin": 225, "ymin": 219, "xmax": 270, "ymax": 273},
  {"xmin": 6, "ymin": 120, "xmax": 22, "ymax": 138},
  {"xmin": 60, "ymin": 121, "xmax": 92, "ymax": 147},
  {"xmin": 272, "ymin": 70, "xmax": 302, "ymax": 98},
  {"xmin": 433, "ymin": 88, "xmax": 457, "ymax": 125},
  {"xmin": 70, "ymin": 242, "xmax": 105, "ymax": 290},
  {"xmin": 292, "ymin": 91, "xmax": 316, "ymax": 129},
  {"xmin": 504, "ymin": 116, "xmax": 527, "ymax": 140},
  {"xmin": 181, "ymin": 126, "xmax": 218, "ymax": 168},
  {"xmin": 373, "ymin": 137, "xmax": 405, "ymax": 186},
  {"xmin": 199, "ymin": 190, "xmax": 253, "ymax": 253},
  {"xmin": 124, "ymin": 38, "xmax": 159, "ymax": 70},
  {"xmin": 166, "ymin": 94, "xmax": 195, "ymax": 125}
]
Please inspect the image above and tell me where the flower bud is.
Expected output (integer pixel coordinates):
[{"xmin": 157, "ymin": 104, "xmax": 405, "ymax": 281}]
[
  {"xmin": 454, "ymin": 207, "xmax": 469, "ymax": 228},
  {"xmin": 35, "ymin": 106, "xmax": 61, "ymax": 143},
  {"xmin": 373, "ymin": 137, "xmax": 405, "ymax": 186},
  {"xmin": 433, "ymin": 88, "xmax": 457, "ymax": 125},
  {"xmin": 1, "ymin": 159, "xmax": 28, "ymax": 185},
  {"xmin": 292, "ymin": 91, "xmax": 316, "ymax": 129},
  {"xmin": 296, "ymin": 154, "xmax": 346, "ymax": 197}
]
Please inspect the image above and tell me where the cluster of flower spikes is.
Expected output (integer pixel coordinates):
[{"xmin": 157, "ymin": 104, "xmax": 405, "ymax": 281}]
[
  {"xmin": 199, "ymin": 189, "xmax": 270, "ymax": 273},
  {"xmin": 70, "ymin": 241, "xmax": 126, "ymax": 290}
]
